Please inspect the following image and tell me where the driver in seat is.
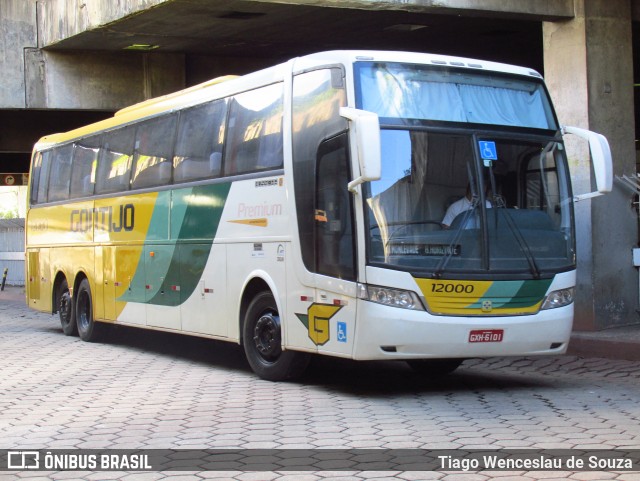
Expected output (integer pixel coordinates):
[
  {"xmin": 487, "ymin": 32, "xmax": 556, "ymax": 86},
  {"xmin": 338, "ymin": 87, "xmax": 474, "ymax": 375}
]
[{"xmin": 441, "ymin": 184, "xmax": 492, "ymax": 229}]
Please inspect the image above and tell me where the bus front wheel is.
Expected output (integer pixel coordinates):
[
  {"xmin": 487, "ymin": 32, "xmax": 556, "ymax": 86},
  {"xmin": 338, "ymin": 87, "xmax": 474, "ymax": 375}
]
[
  {"xmin": 75, "ymin": 278, "xmax": 102, "ymax": 342},
  {"xmin": 243, "ymin": 291, "xmax": 310, "ymax": 381},
  {"xmin": 58, "ymin": 279, "xmax": 77, "ymax": 336}
]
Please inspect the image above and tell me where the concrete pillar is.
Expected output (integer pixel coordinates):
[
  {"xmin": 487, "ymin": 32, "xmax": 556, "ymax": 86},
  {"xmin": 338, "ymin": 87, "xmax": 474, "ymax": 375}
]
[
  {"xmin": 0, "ymin": 0, "xmax": 37, "ymax": 108},
  {"xmin": 24, "ymin": 50, "xmax": 185, "ymax": 110},
  {"xmin": 543, "ymin": 0, "xmax": 637, "ymax": 330}
]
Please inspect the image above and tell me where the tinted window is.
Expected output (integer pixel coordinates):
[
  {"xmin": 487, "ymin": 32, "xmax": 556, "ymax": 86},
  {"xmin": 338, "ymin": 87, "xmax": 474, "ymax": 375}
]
[
  {"xmin": 225, "ymin": 83, "xmax": 283, "ymax": 175},
  {"xmin": 315, "ymin": 134, "xmax": 356, "ymax": 280},
  {"xmin": 30, "ymin": 151, "xmax": 49, "ymax": 205},
  {"xmin": 292, "ymin": 68, "xmax": 347, "ymax": 272},
  {"xmin": 356, "ymin": 61, "xmax": 557, "ymax": 130},
  {"xmin": 70, "ymin": 136, "xmax": 100, "ymax": 199},
  {"xmin": 47, "ymin": 144, "xmax": 74, "ymax": 202},
  {"xmin": 96, "ymin": 126, "xmax": 135, "ymax": 194},
  {"xmin": 173, "ymin": 100, "xmax": 226, "ymax": 183},
  {"xmin": 131, "ymin": 114, "xmax": 177, "ymax": 189}
]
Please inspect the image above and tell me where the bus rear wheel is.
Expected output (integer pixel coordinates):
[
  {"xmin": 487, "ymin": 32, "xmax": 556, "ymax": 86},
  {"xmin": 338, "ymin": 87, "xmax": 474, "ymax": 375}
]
[
  {"xmin": 58, "ymin": 279, "xmax": 77, "ymax": 336},
  {"xmin": 406, "ymin": 359, "xmax": 463, "ymax": 377},
  {"xmin": 243, "ymin": 291, "xmax": 310, "ymax": 381},
  {"xmin": 75, "ymin": 278, "xmax": 102, "ymax": 342}
]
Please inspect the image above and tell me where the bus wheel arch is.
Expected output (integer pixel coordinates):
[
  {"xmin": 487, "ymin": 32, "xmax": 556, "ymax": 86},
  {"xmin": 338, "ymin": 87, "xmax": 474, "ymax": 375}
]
[
  {"xmin": 53, "ymin": 272, "xmax": 76, "ymax": 336},
  {"xmin": 240, "ymin": 278, "xmax": 310, "ymax": 381}
]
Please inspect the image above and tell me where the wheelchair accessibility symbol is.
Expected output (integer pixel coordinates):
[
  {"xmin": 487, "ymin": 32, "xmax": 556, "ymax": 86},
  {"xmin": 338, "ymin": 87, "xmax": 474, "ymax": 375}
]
[
  {"xmin": 337, "ymin": 322, "xmax": 347, "ymax": 343},
  {"xmin": 478, "ymin": 141, "xmax": 498, "ymax": 161}
]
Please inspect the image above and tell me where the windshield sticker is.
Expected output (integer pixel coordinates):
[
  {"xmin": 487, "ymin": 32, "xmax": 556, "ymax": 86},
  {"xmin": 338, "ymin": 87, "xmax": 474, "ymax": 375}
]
[
  {"xmin": 479, "ymin": 140, "xmax": 498, "ymax": 160},
  {"xmin": 388, "ymin": 243, "xmax": 461, "ymax": 256}
]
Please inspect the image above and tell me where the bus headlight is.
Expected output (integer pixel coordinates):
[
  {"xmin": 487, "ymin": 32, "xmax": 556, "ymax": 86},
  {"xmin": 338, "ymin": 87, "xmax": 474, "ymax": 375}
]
[
  {"xmin": 541, "ymin": 287, "xmax": 574, "ymax": 310},
  {"xmin": 358, "ymin": 283, "xmax": 425, "ymax": 311}
]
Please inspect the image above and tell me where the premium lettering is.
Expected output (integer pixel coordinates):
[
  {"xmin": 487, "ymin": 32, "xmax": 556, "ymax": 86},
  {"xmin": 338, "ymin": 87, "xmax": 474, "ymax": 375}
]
[{"xmin": 237, "ymin": 202, "xmax": 282, "ymax": 217}]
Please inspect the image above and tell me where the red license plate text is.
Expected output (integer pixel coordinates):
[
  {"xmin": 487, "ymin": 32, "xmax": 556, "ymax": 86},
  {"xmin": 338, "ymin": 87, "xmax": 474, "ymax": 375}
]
[{"xmin": 469, "ymin": 329, "xmax": 504, "ymax": 343}]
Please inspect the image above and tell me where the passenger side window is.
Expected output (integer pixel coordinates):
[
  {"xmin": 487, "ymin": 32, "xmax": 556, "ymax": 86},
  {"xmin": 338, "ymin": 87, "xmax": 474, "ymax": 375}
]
[
  {"xmin": 70, "ymin": 136, "xmax": 100, "ymax": 199},
  {"xmin": 131, "ymin": 114, "xmax": 177, "ymax": 189},
  {"xmin": 47, "ymin": 144, "xmax": 74, "ymax": 202},
  {"xmin": 173, "ymin": 100, "xmax": 226, "ymax": 183},
  {"xmin": 31, "ymin": 151, "xmax": 51, "ymax": 205},
  {"xmin": 96, "ymin": 126, "xmax": 135, "ymax": 194},
  {"xmin": 225, "ymin": 83, "xmax": 283, "ymax": 175},
  {"xmin": 524, "ymin": 150, "xmax": 562, "ymax": 228}
]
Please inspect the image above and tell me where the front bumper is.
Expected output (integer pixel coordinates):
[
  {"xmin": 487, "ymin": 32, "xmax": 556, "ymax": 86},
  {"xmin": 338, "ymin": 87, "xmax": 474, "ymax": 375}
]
[{"xmin": 352, "ymin": 299, "xmax": 573, "ymax": 360}]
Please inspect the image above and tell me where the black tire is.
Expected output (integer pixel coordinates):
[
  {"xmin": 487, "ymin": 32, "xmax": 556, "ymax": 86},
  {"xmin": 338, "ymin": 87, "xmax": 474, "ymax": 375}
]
[
  {"xmin": 243, "ymin": 291, "xmax": 310, "ymax": 381},
  {"xmin": 58, "ymin": 279, "xmax": 77, "ymax": 336},
  {"xmin": 75, "ymin": 278, "xmax": 102, "ymax": 342},
  {"xmin": 406, "ymin": 359, "xmax": 463, "ymax": 377}
]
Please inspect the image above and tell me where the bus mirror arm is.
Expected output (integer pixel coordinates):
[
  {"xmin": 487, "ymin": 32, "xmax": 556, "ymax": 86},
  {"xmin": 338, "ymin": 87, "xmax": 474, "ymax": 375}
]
[
  {"xmin": 347, "ymin": 178, "xmax": 364, "ymax": 194},
  {"xmin": 561, "ymin": 125, "xmax": 613, "ymax": 202},
  {"xmin": 340, "ymin": 107, "xmax": 382, "ymax": 193}
]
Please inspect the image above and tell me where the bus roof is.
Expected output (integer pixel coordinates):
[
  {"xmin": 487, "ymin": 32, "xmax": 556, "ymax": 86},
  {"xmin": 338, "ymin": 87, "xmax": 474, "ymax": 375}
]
[
  {"xmin": 34, "ymin": 63, "xmax": 287, "ymax": 149},
  {"xmin": 114, "ymin": 75, "xmax": 239, "ymax": 117},
  {"xmin": 293, "ymin": 50, "xmax": 542, "ymax": 79},
  {"xmin": 34, "ymin": 50, "xmax": 543, "ymax": 150}
]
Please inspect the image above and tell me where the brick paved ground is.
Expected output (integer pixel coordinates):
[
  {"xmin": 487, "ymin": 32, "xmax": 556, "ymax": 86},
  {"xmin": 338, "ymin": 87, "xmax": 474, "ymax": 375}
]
[{"xmin": 1, "ymin": 295, "xmax": 639, "ymax": 481}]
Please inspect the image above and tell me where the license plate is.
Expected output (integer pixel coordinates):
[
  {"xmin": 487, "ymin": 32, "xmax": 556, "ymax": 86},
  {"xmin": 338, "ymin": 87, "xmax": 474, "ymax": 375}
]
[{"xmin": 469, "ymin": 329, "xmax": 504, "ymax": 343}]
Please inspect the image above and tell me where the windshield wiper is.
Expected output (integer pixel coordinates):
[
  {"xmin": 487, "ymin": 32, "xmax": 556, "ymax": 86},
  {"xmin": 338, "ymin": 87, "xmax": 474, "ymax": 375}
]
[
  {"xmin": 486, "ymin": 147, "xmax": 542, "ymax": 279},
  {"xmin": 435, "ymin": 154, "xmax": 543, "ymax": 279},
  {"xmin": 495, "ymin": 209, "xmax": 541, "ymax": 279},
  {"xmin": 434, "ymin": 164, "xmax": 480, "ymax": 277},
  {"xmin": 433, "ymin": 201, "xmax": 478, "ymax": 278}
]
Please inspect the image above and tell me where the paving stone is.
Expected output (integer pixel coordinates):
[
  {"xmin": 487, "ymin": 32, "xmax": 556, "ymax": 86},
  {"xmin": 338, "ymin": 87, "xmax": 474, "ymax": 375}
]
[
  {"xmin": 119, "ymin": 473, "xmax": 166, "ymax": 481},
  {"xmin": 2, "ymin": 302, "xmax": 640, "ymax": 480},
  {"xmin": 439, "ymin": 474, "xmax": 489, "ymax": 481},
  {"xmin": 396, "ymin": 473, "xmax": 444, "ymax": 480},
  {"xmin": 568, "ymin": 472, "xmax": 619, "ymax": 480},
  {"xmin": 613, "ymin": 475, "xmax": 640, "ymax": 481}
]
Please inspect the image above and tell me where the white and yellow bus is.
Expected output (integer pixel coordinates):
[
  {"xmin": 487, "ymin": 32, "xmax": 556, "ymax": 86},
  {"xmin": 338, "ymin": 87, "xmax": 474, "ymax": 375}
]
[{"xmin": 26, "ymin": 50, "xmax": 612, "ymax": 381}]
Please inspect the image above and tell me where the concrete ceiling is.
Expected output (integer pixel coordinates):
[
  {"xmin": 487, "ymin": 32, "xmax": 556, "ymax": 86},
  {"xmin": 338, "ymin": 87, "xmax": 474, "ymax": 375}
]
[
  {"xmin": 2, "ymin": 1, "xmax": 548, "ymax": 173},
  {"xmin": 44, "ymin": 0, "xmax": 543, "ymax": 72}
]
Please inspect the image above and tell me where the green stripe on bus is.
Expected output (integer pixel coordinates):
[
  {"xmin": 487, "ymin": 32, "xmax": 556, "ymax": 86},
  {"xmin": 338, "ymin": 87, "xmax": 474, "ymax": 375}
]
[
  {"xmin": 150, "ymin": 182, "xmax": 231, "ymax": 305},
  {"xmin": 118, "ymin": 182, "xmax": 231, "ymax": 306},
  {"xmin": 467, "ymin": 278, "xmax": 552, "ymax": 309}
]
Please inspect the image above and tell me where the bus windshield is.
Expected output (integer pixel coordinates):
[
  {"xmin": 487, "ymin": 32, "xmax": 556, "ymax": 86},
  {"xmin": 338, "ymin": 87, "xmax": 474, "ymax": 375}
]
[
  {"xmin": 356, "ymin": 61, "xmax": 557, "ymax": 130},
  {"xmin": 356, "ymin": 62, "xmax": 574, "ymax": 277}
]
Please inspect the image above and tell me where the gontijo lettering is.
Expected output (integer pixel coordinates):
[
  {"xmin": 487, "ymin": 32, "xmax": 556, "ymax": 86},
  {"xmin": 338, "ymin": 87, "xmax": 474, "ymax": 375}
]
[{"xmin": 70, "ymin": 204, "xmax": 135, "ymax": 233}]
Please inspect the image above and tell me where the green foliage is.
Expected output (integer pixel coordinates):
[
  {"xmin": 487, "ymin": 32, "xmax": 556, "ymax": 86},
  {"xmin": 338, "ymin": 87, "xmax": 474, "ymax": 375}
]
[{"xmin": 0, "ymin": 209, "xmax": 19, "ymax": 219}]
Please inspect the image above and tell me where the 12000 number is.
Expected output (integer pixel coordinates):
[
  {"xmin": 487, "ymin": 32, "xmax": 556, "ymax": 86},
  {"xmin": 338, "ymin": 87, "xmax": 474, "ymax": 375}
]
[{"xmin": 431, "ymin": 283, "xmax": 474, "ymax": 294}]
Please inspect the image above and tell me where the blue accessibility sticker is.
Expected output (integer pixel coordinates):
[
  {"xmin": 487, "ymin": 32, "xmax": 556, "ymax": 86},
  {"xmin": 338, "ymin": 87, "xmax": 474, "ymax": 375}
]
[
  {"xmin": 337, "ymin": 322, "xmax": 347, "ymax": 343},
  {"xmin": 478, "ymin": 141, "xmax": 498, "ymax": 160}
]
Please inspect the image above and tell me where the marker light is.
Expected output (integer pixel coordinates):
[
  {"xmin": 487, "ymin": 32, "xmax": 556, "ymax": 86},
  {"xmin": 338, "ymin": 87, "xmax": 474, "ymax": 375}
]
[
  {"xmin": 541, "ymin": 287, "xmax": 575, "ymax": 310},
  {"xmin": 124, "ymin": 44, "xmax": 160, "ymax": 51},
  {"xmin": 358, "ymin": 284, "xmax": 425, "ymax": 311}
]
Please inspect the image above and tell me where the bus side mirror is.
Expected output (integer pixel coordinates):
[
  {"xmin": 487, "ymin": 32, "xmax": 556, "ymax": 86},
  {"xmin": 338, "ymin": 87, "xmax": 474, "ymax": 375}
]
[
  {"xmin": 562, "ymin": 125, "xmax": 613, "ymax": 202},
  {"xmin": 340, "ymin": 107, "xmax": 381, "ymax": 193}
]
